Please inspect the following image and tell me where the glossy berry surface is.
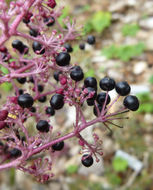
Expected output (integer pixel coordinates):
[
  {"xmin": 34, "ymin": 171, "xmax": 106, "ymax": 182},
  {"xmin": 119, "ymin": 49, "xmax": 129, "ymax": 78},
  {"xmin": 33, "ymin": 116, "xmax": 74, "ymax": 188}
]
[
  {"xmin": 55, "ymin": 52, "xmax": 71, "ymax": 66},
  {"xmin": 9, "ymin": 148, "xmax": 22, "ymax": 158},
  {"xmin": 30, "ymin": 106, "xmax": 36, "ymax": 113},
  {"xmin": 79, "ymin": 43, "xmax": 85, "ymax": 50},
  {"xmin": 64, "ymin": 43, "xmax": 73, "ymax": 53},
  {"xmin": 81, "ymin": 154, "xmax": 93, "ymax": 167},
  {"xmin": 115, "ymin": 81, "xmax": 131, "ymax": 96},
  {"xmin": 36, "ymin": 120, "xmax": 49, "ymax": 132},
  {"xmin": 84, "ymin": 77, "xmax": 97, "ymax": 89},
  {"xmin": 37, "ymin": 84, "xmax": 44, "ymax": 92},
  {"xmin": 16, "ymin": 77, "xmax": 26, "ymax": 84},
  {"xmin": 87, "ymin": 35, "xmax": 95, "ymax": 45},
  {"xmin": 32, "ymin": 41, "xmax": 45, "ymax": 54},
  {"xmin": 46, "ymin": 106, "xmax": 55, "ymax": 116},
  {"xmin": 29, "ymin": 28, "xmax": 38, "ymax": 37},
  {"xmin": 44, "ymin": 17, "xmax": 55, "ymax": 26},
  {"xmin": 99, "ymin": 77, "xmax": 115, "ymax": 91},
  {"xmin": 38, "ymin": 96, "xmax": 46, "ymax": 103},
  {"xmin": 53, "ymin": 71, "xmax": 62, "ymax": 81},
  {"xmin": 96, "ymin": 92, "xmax": 111, "ymax": 105},
  {"xmin": 50, "ymin": 94, "xmax": 64, "ymax": 110},
  {"xmin": 18, "ymin": 93, "xmax": 34, "ymax": 108},
  {"xmin": 70, "ymin": 66, "xmax": 84, "ymax": 81},
  {"xmin": 52, "ymin": 141, "xmax": 64, "ymax": 151},
  {"xmin": 12, "ymin": 40, "xmax": 24, "ymax": 53},
  {"xmin": 123, "ymin": 95, "xmax": 139, "ymax": 111}
]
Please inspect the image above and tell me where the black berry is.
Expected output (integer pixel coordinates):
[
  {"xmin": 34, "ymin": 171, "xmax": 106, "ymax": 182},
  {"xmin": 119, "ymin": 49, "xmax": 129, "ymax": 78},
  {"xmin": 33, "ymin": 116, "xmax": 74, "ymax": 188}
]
[
  {"xmin": 32, "ymin": 41, "xmax": 45, "ymax": 54},
  {"xmin": 30, "ymin": 106, "xmax": 36, "ymax": 113},
  {"xmin": 29, "ymin": 28, "xmax": 39, "ymax": 37},
  {"xmin": 46, "ymin": 106, "xmax": 55, "ymax": 116},
  {"xmin": 36, "ymin": 120, "xmax": 49, "ymax": 132},
  {"xmin": 64, "ymin": 43, "xmax": 73, "ymax": 53},
  {"xmin": 87, "ymin": 35, "xmax": 95, "ymax": 45},
  {"xmin": 9, "ymin": 148, "xmax": 22, "ymax": 158},
  {"xmin": 96, "ymin": 92, "xmax": 111, "ymax": 105},
  {"xmin": 93, "ymin": 104, "xmax": 103, "ymax": 116},
  {"xmin": 115, "ymin": 81, "xmax": 131, "ymax": 96},
  {"xmin": 99, "ymin": 77, "xmax": 115, "ymax": 91},
  {"xmin": 18, "ymin": 93, "xmax": 34, "ymax": 108},
  {"xmin": 55, "ymin": 52, "xmax": 71, "ymax": 66},
  {"xmin": 44, "ymin": 17, "xmax": 55, "ymax": 27},
  {"xmin": 52, "ymin": 141, "xmax": 64, "ymax": 151},
  {"xmin": 16, "ymin": 77, "xmax": 26, "ymax": 84},
  {"xmin": 123, "ymin": 95, "xmax": 139, "ymax": 111},
  {"xmin": 81, "ymin": 154, "xmax": 93, "ymax": 167},
  {"xmin": 38, "ymin": 96, "xmax": 46, "ymax": 103},
  {"xmin": 50, "ymin": 94, "xmax": 64, "ymax": 110},
  {"xmin": 22, "ymin": 12, "xmax": 33, "ymax": 24},
  {"xmin": 84, "ymin": 77, "xmax": 97, "ymax": 89},
  {"xmin": 86, "ymin": 87, "xmax": 97, "ymax": 106},
  {"xmin": 53, "ymin": 71, "xmax": 62, "ymax": 81},
  {"xmin": 70, "ymin": 66, "xmax": 84, "ymax": 81},
  {"xmin": 79, "ymin": 43, "xmax": 85, "ymax": 50},
  {"xmin": 29, "ymin": 76, "xmax": 34, "ymax": 83},
  {"xmin": 38, "ymin": 84, "xmax": 44, "ymax": 92},
  {"xmin": 12, "ymin": 40, "xmax": 24, "ymax": 53}
]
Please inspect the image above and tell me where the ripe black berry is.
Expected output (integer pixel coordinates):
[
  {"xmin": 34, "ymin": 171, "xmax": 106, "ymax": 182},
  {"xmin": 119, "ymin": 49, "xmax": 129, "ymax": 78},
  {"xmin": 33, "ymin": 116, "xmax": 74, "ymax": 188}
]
[
  {"xmin": 44, "ymin": 17, "xmax": 55, "ymax": 26},
  {"xmin": 38, "ymin": 96, "xmax": 46, "ymax": 103},
  {"xmin": 52, "ymin": 141, "xmax": 64, "ymax": 151},
  {"xmin": 29, "ymin": 76, "xmax": 34, "ymax": 83},
  {"xmin": 22, "ymin": 44, "xmax": 29, "ymax": 54},
  {"xmin": 36, "ymin": 120, "xmax": 49, "ymax": 132},
  {"xmin": 84, "ymin": 77, "xmax": 97, "ymax": 89},
  {"xmin": 93, "ymin": 104, "xmax": 103, "ymax": 116},
  {"xmin": 99, "ymin": 77, "xmax": 115, "ymax": 91},
  {"xmin": 29, "ymin": 28, "xmax": 39, "ymax": 37},
  {"xmin": 46, "ymin": 106, "xmax": 55, "ymax": 116},
  {"xmin": 64, "ymin": 43, "xmax": 73, "ymax": 53},
  {"xmin": 16, "ymin": 77, "xmax": 26, "ymax": 84},
  {"xmin": 50, "ymin": 94, "xmax": 64, "ymax": 110},
  {"xmin": 12, "ymin": 40, "xmax": 24, "ymax": 53},
  {"xmin": 70, "ymin": 66, "xmax": 84, "ymax": 81},
  {"xmin": 9, "ymin": 148, "xmax": 22, "ymax": 158},
  {"xmin": 115, "ymin": 81, "xmax": 131, "ymax": 96},
  {"xmin": 55, "ymin": 52, "xmax": 71, "ymax": 66},
  {"xmin": 38, "ymin": 84, "xmax": 44, "ymax": 92},
  {"xmin": 18, "ymin": 93, "xmax": 34, "ymax": 108},
  {"xmin": 96, "ymin": 92, "xmax": 111, "ymax": 105},
  {"xmin": 79, "ymin": 43, "xmax": 85, "ymax": 50},
  {"xmin": 53, "ymin": 71, "xmax": 62, "ymax": 81},
  {"xmin": 22, "ymin": 12, "xmax": 33, "ymax": 24},
  {"xmin": 81, "ymin": 154, "xmax": 93, "ymax": 167},
  {"xmin": 86, "ymin": 87, "xmax": 97, "ymax": 106},
  {"xmin": 123, "ymin": 95, "xmax": 139, "ymax": 111},
  {"xmin": 87, "ymin": 35, "xmax": 95, "ymax": 45},
  {"xmin": 30, "ymin": 106, "xmax": 36, "ymax": 113},
  {"xmin": 32, "ymin": 41, "xmax": 45, "ymax": 54}
]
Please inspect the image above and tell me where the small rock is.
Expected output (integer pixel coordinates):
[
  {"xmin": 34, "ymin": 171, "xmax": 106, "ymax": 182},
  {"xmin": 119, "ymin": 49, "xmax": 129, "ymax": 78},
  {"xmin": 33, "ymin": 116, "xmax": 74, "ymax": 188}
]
[
  {"xmin": 146, "ymin": 35, "xmax": 153, "ymax": 50},
  {"xmin": 139, "ymin": 17, "xmax": 153, "ymax": 29},
  {"xmin": 130, "ymin": 84, "xmax": 150, "ymax": 94},
  {"xmin": 133, "ymin": 61, "xmax": 147, "ymax": 75}
]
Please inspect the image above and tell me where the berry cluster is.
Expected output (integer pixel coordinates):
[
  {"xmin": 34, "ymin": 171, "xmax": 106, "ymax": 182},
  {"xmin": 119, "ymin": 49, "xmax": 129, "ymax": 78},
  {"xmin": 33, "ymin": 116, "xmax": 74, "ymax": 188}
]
[{"xmin": 0, "ymin": 0, "xmax": 140, "ymax": 182}]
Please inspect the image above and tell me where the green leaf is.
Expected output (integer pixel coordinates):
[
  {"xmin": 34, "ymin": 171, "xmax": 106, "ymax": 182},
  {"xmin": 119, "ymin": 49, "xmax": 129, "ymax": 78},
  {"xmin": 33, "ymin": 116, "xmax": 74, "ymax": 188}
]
[
  {"xmin": 112, "ymin": 157, "xmax": 128, "ymax": 172},
  {"xmin": 58, "ymin": 7, "xmax": 70, "ymax": 26},
  {"xmin": 0, "ymin": 66, "xmax": 9, "ymax": 74},
  {"xmin": 66, "ymin": 165, "xmax": 78, "ymax": 175},
  {"xmin": 149, "ymin": 75, "xmax": 153, "ymax": 84},
  {"xmin": 108, "ymin": 173, "xmax": 122, "ymax": 185},
  {"xmin": 136, "ymin": 92, "xmax": 151, "ymax": 102},
  {"xmin": 83, "ymin": 21, "xmax": 93, "ymax": 35},
  {"xmin": 84, "ymin": 69, "xmax": 95, "ymax": 78},
  {"xmin": 122, "ymin": 24, "xmax": 139, "ymax": 36},
  {"xmin": 91, "ymin": 11, "xmax": 111, "ymax": 33},
  {"xmin": 1, "ymin": 82, "xmax": 13, "ymax": 92},
  {"xmin": 137, "ymin": 103, "xmax": 153, "ymax": 113}
]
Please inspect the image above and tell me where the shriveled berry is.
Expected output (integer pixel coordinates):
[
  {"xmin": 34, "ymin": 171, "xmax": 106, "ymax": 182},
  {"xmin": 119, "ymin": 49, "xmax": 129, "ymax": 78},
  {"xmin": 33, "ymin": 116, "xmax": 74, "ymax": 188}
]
[
  {"xmin": 38, "ymin": 96, "xmax": 46, "ymax": 103},
  {"xmin": 38, "ymin": 84, "xmax": 44, "ymax": 92},
  {"xmin": 79, "ymin": 43, "xmax": 85, "ymax": 50},
  {"xmin": 44, "ymin": 17, "xmax": 55, "ymax": 26},
  {"xmin": 81, "ymin": 154, "xmax": 93, "ymax": 167},
  {"xmin": 53, "ymin": 71, "xmax": 62, "ymax": 81},
  {"xmin": 99, "ymin": 77, "xmax": 115, "ymax": 91},
  {"xmin": 9, "ymin": 148, "xmax": 22, "ymax": 158},
  {"xmin": 47, "ymin": 0, "xmax": 56, "ymax": 8},
  {"xmin": 36, "ymin": 120, "xmax": 49, "ymax": 132},
  {"xmin": 16, "ymin": 77, "xmax": 26, "ymax": 84},
  {"xmin": 46, "ymin": 106, "xmax": 55, "ymax": 116},
  {"xmin": 55, "ymin": 52, "xmax": 70, "ymax": 66},
  {"xmin": 32, "ymin": 41, "xmax": 45, "ymax": 54},
  {"xmin": 52, "ymin": 141, "xmax": 64, "ymax": 151},
  {"xmin": 70, "ymin": 66, "xmax": 84, "ymax": 81},
  {"xmin": 87, "ymin": 35, "xmax": 95, "ymax": 45},
  {"xmin": 29, "ymin": 28, "xmax": 39, "ymax": 37},
  {"xmin": 18, "ymin": 93, "xmax": 34, "ymax": 108},
  {"xmin": 22, "ymin": 12, "xmax": 33, "ymax": 24},
  {"xmin": 123, "ymin": 95, "xmax": 139, "ymax": 111},
  {"xmin": 96, "ymin": 92, "xmax": 111, "ymax": 105},
  {"xmin": 50, "ymin": 94, "xmax": 64, "ymax": 110},
  {"xmin": 84, "ymin": 77, "xmax": 97, "ymax": 89},
  {"xmin": 115, "ymin": 81, "xmax": 131, "ymax": 96},
  {"xmin": 29, "ymin": 76, "xmax": 34, "ymax": 83},
  {"xmin": 64, "ymin": 44, "xmax": 73, "ymax": 53},
  {"xmin": 93, "ymin": 104, "xmax": 103, "ymax": 116},
  {"xmin": 0, "ymin": 110, "xmax": 8, "ymax": 121},
  {"xmin": 0, "ymin": 121, "xmax": 6, "ymax": 130}
]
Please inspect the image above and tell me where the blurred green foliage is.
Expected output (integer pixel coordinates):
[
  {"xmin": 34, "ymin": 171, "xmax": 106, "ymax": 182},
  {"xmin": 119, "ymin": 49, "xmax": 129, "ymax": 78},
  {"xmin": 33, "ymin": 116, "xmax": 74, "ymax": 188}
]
[
  {"xmin": 122, "ymin": 24, "xmax": 140, "ymax": 36},
  {"xmin": 149, "ymin": 75, "xmax": 153, "ymax": 84},
  {"xmin": 112, "ymin": 157, "xmax": 128, "ymax": 172},
  {"xmin": 84, "ymin": 11, "xmax": 112, "ymax": 34},
  {"xmin": 101, "ymin": 42, "xmax": 145, "ymax": 61},
  {"xmin": 0, "ymin": 66, "xmax": 12, "ymax": 91},
  {"xmin": 84, "ymin": 68, "xmax": 95, "ymax": 78},
  {"xmin": 66, "ymin": 165, "xmax": 78, "ymax": 175}
]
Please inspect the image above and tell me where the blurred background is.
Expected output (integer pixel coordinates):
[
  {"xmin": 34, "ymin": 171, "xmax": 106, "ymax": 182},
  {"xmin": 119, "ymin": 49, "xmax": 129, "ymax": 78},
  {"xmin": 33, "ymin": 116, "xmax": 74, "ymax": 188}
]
[{"xmin": 0, "ymin": 0, "xmax": 153, "ymax": 189}]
